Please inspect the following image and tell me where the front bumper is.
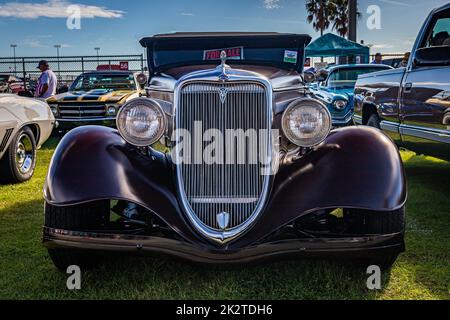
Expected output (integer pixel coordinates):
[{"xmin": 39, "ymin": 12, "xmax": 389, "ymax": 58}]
[
  {"xmin": 43, "ymin": 227, "xmax": 405, "ymax": 265},
  {"xmin": 55, "ymin": 117, "xmax": 117, "ymax": 130},
  {"xmin": 331, "ymin": 110, "xmax": 354, "ymax": 127}
]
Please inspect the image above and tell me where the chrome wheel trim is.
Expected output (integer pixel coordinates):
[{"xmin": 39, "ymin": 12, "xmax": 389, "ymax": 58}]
[{"xmin": 15, "ymin": 133, "xmax": 34, "ymax": 174}]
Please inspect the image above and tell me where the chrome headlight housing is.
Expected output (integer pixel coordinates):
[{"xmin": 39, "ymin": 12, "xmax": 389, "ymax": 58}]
[
  {"xmin": 282, "ymin": 98, "xmax": 332, "ymax": 148},
  {"xmin": 116, "ymin": 98, "xmax": 166, "ymax": 147},
  {"xmin": 333, "ymin": 99, "xmax": 348, "ymax": 110},
  {"xmin": 48, "ymin": 104, "xmax": 58, "ymax": 116}
]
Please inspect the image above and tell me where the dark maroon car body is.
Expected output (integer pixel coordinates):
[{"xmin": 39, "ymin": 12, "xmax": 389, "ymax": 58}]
[{"xmin": 43, "ymin": 33, "xmax": 407, "ymax": 266}]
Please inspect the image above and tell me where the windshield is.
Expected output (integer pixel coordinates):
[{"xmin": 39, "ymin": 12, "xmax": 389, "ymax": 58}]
[
  {"xmin": 70, "ymin": 74, "xmax": 136, "ymax": 91},
  {"xmin": 327, "ymin": 67, "xmax": 388, "ymax": 88}
]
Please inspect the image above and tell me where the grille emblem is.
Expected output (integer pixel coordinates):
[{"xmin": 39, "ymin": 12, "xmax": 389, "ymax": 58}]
[
  {"xmin": 217, "ymin": 212, "xmax": 230, "ymax": 230},
  {"xmin": 219, "ymin": 87, "xmax": 228, "ymax": 104}
]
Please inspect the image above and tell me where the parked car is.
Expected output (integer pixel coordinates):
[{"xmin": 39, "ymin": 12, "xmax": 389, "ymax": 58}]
[
  {"xmin": 309, "ymin": 64, "xmax": 393, "ymax": 127},
  {"xmin": 0, "ymin": 74, "xmax": 27, "ymax": 94},
  {"xmin": 354, "ymin": 4, "xmax": 450, "ymax": 161},
  {"xmin": 0, "ymin": 95, "xmax": 54, "ymax": 183},
  {"xmin": 43, "ymin": 33, "xmax": 407, "ymax": 271},
  {"xmin": 46, "ymin": 71, "xmax": 145, "ymax": 130}
]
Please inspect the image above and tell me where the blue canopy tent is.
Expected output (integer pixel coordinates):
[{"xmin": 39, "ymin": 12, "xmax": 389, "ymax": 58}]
[{"xmin": 305, "ymin": 33, "xmax": 370, "ymax": 64}]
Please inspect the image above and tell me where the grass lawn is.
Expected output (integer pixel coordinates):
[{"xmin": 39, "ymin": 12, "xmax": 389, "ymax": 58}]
[{"xmin": 0, "ymin": 137, "xmax": 449, "ymax": 300}]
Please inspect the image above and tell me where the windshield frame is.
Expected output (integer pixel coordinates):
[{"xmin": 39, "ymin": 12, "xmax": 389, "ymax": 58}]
[{"xmin": 69, "ymin": 73, "xmax": 137, "ymax": 92}]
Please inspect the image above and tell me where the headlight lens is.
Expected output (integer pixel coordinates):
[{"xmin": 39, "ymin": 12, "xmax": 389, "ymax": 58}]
[
  {"xmin": 106, "ymin": 105, "xmax": 117, "ymax": 116},
  {"xmin": 48, "ymin": 104, "xmax": 58, "ymax": 116},
  {"xmin": 116, "ymin": 98, "xmax": 166, "ymax": 147},
  {"xmin": 282, "ymin": 98, "xmax": 332, "ymax": 147},
  {"xmin": 333, "ymin": 99, "xmax": 348, "ymax": 110}
]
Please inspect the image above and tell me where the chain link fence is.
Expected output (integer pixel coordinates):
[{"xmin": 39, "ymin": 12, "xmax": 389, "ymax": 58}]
[{"xmin": 0, "ymin": 54, "xmax": 146, "ymax": 90}]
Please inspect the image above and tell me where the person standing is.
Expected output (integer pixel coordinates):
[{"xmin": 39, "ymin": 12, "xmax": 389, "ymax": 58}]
[
  {"xmin": 371, "ymin": 53, "xmax": 383, "ymax": 65},
  {"xmin": 35, "ymin": 60, "xmax": 57, "ymax": 99}
]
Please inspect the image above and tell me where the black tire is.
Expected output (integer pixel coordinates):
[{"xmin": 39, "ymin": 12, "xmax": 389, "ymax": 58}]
[
  {"xmin": 345, "ymin": 207, "xmax": 406, "ymax": 270},
  {"xmin": 0, "ymin": 126, "xmax": 37, "ymax": 184},
  {"xmin": 45, "ymin": 201, "xmax": 110, "ymax": 271},
  {"xmin": 367, "ymin": 113, "xmax": 381, "ymax": 129}
]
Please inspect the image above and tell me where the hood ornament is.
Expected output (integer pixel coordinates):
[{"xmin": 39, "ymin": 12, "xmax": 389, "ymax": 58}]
[
  {"xmin": 218, "ymin": 50, "xmax": 229, "ymax": 82},
  {"xmin": 217, "ymin": 211, "xmax": 230, "ymax": 230}
]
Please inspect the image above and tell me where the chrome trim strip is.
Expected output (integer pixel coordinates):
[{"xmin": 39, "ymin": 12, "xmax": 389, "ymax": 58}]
[
  {"xmin": 56, "ymin": 117, "xmax": 116, "ymax": 122},
  {"xmin": 380, "ymin": 121, "xmax": 400, "ymax": 133},
  {"xmin": 173, "ymin": 66, "xmax": 274, "ymax": 245},
  {"xmin": 400, "ymin": 124, "xmax": 450, "ymax": 143},
  {"xmin": 191, "ymin": 197, "xmax": 259, "ymax": 204}
]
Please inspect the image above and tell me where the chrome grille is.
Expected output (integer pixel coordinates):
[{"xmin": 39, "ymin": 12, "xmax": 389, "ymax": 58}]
[
  {"xmin": 57, "ymin": 103, "xmax": 107, "ymax": 119},
  {"xmin": 176, "ymin": 81, "xmax": 271, "ymax": 231}
]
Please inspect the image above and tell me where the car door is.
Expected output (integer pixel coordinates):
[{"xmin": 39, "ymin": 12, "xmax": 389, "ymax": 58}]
[{"xmin": 400, "ymin": 8, "xmax": 450, "ymax": 161}]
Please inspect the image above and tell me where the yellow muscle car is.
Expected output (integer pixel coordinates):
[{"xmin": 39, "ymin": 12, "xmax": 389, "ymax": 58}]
[{"xmin": 46, "ymin": 71, "xmax": 146, "ymax": 130}]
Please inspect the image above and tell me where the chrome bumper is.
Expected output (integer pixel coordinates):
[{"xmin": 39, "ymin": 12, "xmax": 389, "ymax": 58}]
[{"xmin": 43, "ymin": 227, "xmax": 405, "ymax": 265}]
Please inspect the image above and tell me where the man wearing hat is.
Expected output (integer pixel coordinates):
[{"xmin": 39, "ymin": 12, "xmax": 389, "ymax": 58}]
[
  {"xmin": 371, "ymin": 53, "xmax": 383, "ymax": 65},
  {"xmin": 35, "ymin": 60, "xmax": 57, "ymax": 99}
]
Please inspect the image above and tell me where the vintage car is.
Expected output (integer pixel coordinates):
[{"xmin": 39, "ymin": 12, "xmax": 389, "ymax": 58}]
[
  {"xmin": 43, "ymin": 33, "xmax": 407, "ymax": 271},
  {"xmin": 308, "ymin": 64, "xmax": 392, "ymax": 127},
  {"xmin": 0, "ymin": 94, "xmax": 54, "ymax": 183},
  {"xmin": 0, "ymin": 74, "xmax": 27, "ymax": 94},
  {"xmin": 354, "ymin": 4, "xmax": 450, "ymax": 161},
  {"xmin": 46, "ymin": 70, "xmax": 145, "ymax": 130}
]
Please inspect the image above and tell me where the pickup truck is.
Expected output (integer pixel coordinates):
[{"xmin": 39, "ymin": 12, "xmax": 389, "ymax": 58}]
[{"xmin": 354, "ymin": 3, "xmax": 450, "ymax": 161}]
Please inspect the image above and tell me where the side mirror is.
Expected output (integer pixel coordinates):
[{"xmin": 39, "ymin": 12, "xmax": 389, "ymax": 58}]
[
  {"xmin": 413, "ymin": 46, "xmax": 450, "ymax": 67},
  {"xmin": 303, "ymin": 71, "xmax": 316, "ymax": 84},
  {"xmin": 136, "ymin": 73, "xmax": 148, "ymax": 88}
]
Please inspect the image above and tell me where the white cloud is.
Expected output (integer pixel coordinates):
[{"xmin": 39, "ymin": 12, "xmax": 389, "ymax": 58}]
[
  {"xmin": 264, "ymin": 0, "xmax": 281, "ymax": 10},
  {"xmin": 378, "ymin": 0, "xmax": 411, "ymax": 7},
  {"xmin": 181, "ymin": 12, "xmax": 195, "ymax": 16},
  {"xmin": 0, "ymin": 0, "xmax": 124, "ymax": 19}
]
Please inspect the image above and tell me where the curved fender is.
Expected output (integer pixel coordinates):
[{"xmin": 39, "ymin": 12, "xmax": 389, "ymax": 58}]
[
  {"xmin": 236, "ymin": 126, "xmax": 407, "ymax": 247},
  {"xmin": 44, "ymin": 126, "xmax": 206, "ymax": 245}
]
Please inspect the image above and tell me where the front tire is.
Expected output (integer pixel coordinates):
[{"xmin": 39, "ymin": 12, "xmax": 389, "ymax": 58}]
[
  {"xmin": 0, "ymin": 126, "xmax": 37, "ymax": 184},
  {"xmin": 367, "ymin": 113, "xmax": 381, "ymax": 129},
  {"xmin": 45, "ymin": 201, "xmax": 110, "ymax": 271},
  {"xmin": 345, "ymin": 207, "xmax": 406, "ymax": 269}
]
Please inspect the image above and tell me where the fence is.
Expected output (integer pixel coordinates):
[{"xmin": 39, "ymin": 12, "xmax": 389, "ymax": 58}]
[{"xmin": 0, "ymin": 54, "xmax": 146, "ymax": 88}]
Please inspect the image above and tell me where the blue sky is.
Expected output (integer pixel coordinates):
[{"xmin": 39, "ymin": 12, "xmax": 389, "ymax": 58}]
[{"xmin": 0, "ymin": 0, "xmax": 448, "ymax": 57}]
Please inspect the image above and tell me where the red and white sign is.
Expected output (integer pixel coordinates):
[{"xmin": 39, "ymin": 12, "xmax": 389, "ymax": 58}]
[
  {"xmin": 203, "ymin": 47, "xmax": 244, "ymax": 61},
  {"xmin": 119, "ymin": 61, "xmax": 129, "ymax": 71},
  {"xmin": 304, "ymin": 58, "xmax": 311, "ymax": 67}
]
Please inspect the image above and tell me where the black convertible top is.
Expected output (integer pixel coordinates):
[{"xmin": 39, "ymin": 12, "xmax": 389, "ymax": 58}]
[{"xmin": 140, "ymin": 32, "xmax": 312, "ymax": 75}]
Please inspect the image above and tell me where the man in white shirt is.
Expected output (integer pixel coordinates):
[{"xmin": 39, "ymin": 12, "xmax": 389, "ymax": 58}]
[{"xmin": 35, "ymin": 60, "xmax": 57, "ymax": 99}]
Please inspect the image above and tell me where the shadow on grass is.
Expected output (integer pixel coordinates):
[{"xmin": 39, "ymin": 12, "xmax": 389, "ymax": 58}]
[{"xmin": 0, "ymin": 199, "xmax": 389, "ymax": 300}]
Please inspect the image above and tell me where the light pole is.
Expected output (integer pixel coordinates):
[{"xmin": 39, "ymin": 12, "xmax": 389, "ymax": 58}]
[
  {"xmin": 10, "ymin": 44, "xmax": 17, "ymax": 76},
  {"xmin": 54, "ymin": 44, "xmax": 61, "ymax": 80},
  {"xmin": 95, "ymin": 47, "xmax": 100, "ymax": 67}
]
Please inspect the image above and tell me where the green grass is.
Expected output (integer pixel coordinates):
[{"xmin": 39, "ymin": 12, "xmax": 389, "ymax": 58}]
[{"xmin": 0, "ymin": 138, "xmax": 449, "ymax": 300}]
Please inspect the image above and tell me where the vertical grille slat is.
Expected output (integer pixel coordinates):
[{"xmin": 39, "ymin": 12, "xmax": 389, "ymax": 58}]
[{"xmin": 177, "ymin": 82, "xmax": 270, "ymax": 231}]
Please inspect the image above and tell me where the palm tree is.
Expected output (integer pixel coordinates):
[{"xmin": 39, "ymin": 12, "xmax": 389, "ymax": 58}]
[
  {"xmin": 305, "ymin": 0, "xmax": 334, "ymax": 37},
  {"xmin": 329, "ymin": 0, "xmax": 348, "ymax": 37},
  {"xmin": 329, "ymin": 0, "xmax": 361, "ymax": 38}
]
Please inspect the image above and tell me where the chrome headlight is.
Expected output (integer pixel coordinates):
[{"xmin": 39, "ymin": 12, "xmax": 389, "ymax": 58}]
[
  {"xmin": 48, "ymin": 104, "xmax": 58, "ymax": 116},
  {"xmin": 333, "ymin": 99, "xmax": 348, "ymax": 110},
  {"xmin": 116, "ymin": 98, "xmax": 166, "ymax": 147},
  {"xmin": 106, "ymin": 104, "xmax": 118, "ymax": 116},
  {"xmin": 282, "ymin": 98, "xmax": 332, "ymax": 148}
]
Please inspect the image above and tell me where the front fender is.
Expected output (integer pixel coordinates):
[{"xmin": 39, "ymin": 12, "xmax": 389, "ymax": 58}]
[{"xmin": 44, "ymin": 126, "xmax": 407, "ymax": 249}]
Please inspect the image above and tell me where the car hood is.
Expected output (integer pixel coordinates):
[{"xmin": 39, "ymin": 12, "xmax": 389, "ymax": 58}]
[{"xmin": 47, "ymin": 89, "xmax": 137, "ymax": 104}]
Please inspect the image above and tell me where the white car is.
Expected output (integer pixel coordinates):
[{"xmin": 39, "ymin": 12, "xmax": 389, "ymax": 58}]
[{"xmin": 0, "ymin": 95, "xmax": 55, "ymax": 183}]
